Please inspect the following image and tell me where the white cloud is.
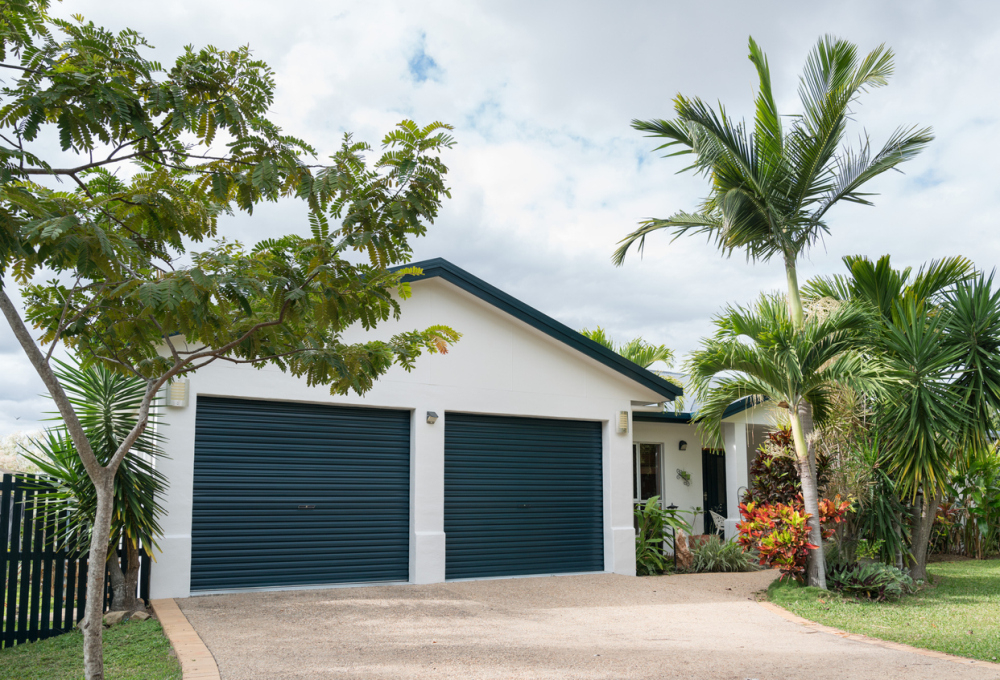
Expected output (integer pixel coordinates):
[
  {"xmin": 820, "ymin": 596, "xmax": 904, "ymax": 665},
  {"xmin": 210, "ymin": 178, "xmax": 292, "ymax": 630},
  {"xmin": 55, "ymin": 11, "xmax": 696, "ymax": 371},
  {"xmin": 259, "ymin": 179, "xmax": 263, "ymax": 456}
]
[{"xmin": 3, "ymin": 0, "xmax": 999, "ymax": 434}]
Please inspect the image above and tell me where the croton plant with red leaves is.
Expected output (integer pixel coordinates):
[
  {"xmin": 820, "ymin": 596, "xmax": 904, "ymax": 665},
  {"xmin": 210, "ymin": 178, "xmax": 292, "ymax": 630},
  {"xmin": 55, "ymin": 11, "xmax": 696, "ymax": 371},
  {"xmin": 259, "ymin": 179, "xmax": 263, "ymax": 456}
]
[{"xmin": 737, "ymin": 495, "xmax": 850, "ymax": 580}]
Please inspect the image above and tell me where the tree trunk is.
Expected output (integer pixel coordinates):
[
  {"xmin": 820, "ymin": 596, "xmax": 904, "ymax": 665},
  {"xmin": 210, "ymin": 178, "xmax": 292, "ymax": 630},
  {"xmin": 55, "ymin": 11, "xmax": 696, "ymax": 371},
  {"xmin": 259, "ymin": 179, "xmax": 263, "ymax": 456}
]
[
  {"xmin": 81, "ymin": 474, "xmax": 115, "ymax": 680},
  {"xmin": 107, "ymin": 540, "xmax": 141, "ymax": 612},
  {"xmin": 797, "ymin": 401, "xmax": 823, "ymax": 586},
  {"xmin": 784, "ymin": 255, "xmax": 805, "ymax": 327},
  {"xmin": 790, "ymin": 409, "xmax": 826, "ymax": 588},
  {"xmin": 909, "ymin": 490, "xmax": 941, "ymax": 581}
]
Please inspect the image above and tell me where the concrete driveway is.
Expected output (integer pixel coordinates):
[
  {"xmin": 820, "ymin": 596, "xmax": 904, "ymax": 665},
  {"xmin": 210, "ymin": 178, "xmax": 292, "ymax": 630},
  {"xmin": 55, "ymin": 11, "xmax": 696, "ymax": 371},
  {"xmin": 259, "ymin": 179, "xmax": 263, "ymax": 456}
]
[{"xmin": 178, "ymin": 571, "xmax": 1000, "ymax": 680}]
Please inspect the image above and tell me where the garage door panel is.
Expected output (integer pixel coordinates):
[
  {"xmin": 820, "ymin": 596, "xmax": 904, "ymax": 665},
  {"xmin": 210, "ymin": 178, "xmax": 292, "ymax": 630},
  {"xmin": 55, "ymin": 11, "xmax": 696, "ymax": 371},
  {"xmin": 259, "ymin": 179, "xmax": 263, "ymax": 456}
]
[
  {"xmin": 191, "ymin": 396, "xmax": 410, "ymax": 592},
  {"xmin": 444, "ymin": 412, "xmax": 603, "ymax": 580}
]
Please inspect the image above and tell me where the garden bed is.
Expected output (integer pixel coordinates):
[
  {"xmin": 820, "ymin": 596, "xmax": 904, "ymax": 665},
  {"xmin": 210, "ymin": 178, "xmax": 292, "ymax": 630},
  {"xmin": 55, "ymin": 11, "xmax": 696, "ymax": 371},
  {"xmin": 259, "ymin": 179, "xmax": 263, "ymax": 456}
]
[
  {"xmin": 768, "ymin": 560, "xmax": 1000, "ymax": 663},
  {"xmin": 0, "ymin": 618, "xmax": 181, "ymax": 680}
]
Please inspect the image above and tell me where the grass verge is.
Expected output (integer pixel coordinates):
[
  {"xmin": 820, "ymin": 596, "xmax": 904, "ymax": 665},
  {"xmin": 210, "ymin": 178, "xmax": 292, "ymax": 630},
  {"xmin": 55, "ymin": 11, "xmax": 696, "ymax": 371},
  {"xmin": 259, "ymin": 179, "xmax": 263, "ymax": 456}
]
[
  {"xmin": 0, "ymin": 618, "xmax": 181, "ymax": 680},
  {"xmin": 768, "ymin": 559, "xmax": 1000, "ymax": 663}
]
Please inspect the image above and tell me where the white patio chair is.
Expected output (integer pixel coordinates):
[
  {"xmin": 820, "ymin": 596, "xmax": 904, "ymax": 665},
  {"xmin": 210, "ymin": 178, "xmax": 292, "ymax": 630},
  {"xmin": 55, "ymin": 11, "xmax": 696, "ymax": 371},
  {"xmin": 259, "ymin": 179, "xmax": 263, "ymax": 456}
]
[{"xmin": 709, "ymin": 510, "xmax": 727, "ymax": 538}]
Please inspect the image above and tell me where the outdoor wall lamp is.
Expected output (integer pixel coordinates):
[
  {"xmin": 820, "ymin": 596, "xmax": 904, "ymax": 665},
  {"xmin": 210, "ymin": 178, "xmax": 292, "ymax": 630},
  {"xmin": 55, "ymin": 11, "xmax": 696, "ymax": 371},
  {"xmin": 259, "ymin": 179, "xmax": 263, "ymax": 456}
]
[
  {"xmin": 426, "ymin": 411, "xmax": 439, "ymax": 424},
  {"xmin": 617, "ymin": 411, "xmax": 629, "ymax": 434},
  {"xmin": 165, "ymin": 379, "xmax": 189, "ymax": 408},
  {"xmin": 678, "ymin": 440, "xmax": 688, "ymax": 451}
]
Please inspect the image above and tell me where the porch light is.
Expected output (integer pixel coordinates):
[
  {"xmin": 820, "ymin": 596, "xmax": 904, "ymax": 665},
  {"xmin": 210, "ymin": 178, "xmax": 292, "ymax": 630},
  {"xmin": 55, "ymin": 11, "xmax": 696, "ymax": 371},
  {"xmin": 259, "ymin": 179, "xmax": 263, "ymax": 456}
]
[
  {"xmin": 166, "ymin": 379, "xmax": 189, "ymax": 408},
  {"xmin": 678, "ymin": 440, "xmax": 688, "ymax": 451},
  {"xmin": 426, "ymin": 411, "xmax": 439, "ymax": 424},
  {"xmin": 617, "ymin": 411, "xmax": 629, "ymax": 434}
]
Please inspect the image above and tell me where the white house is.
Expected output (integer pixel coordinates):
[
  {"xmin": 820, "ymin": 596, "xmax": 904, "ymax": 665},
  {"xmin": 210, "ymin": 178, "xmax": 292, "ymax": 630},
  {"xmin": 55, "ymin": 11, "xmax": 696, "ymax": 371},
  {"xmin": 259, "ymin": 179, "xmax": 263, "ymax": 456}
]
[{"xmin": 150, "ymin": 259, "xmax": 772, "ymax": 599}]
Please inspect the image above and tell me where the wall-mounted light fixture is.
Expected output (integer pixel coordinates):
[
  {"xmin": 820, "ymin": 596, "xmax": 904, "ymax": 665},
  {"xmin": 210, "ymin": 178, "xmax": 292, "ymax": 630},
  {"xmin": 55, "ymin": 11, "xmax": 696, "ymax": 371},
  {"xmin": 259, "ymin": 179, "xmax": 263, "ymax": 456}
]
[
  {"xmin": 678, "ymin": 440, "xmax": 688, "ymax": 451},
  {"xmin": 426, "ymin": 411, "xmax": 439, "ymax": 425},
  {"xmin": 166, "ymin": 379, "xmax": 189, "ymax": 408},
  {"xmin": 617, "ymin": 411, "xmax": 629, "ymax": 434}
]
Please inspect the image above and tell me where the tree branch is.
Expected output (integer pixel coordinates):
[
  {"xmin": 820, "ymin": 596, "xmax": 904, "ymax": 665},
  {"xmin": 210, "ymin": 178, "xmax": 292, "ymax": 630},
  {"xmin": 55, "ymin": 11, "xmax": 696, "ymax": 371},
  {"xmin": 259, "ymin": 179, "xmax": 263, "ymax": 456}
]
[{"xmin": 0, "ymin": 286, "xmax": 104, "ymax": 481}]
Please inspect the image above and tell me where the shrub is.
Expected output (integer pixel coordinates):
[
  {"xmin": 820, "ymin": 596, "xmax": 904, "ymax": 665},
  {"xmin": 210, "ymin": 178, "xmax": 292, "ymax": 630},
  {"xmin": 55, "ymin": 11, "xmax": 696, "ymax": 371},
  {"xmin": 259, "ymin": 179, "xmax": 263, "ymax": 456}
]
[
  {"xmin": 689, "ymin": 535, "xmax": 760, "ymax": 573},
  {"xmin": 737, "ymin": 496, "xmax": 850, "ymax": 580},
  {"xmin": 634, "ymin": 496, "xmax": 695, "ymax": 575},
  {"xmin": 742, "ymin": 428, "xmax": 830, "ymax": 506},
  {"xmin": 826, "ymin": 562, "xmax": 915, "ymax": 601}
]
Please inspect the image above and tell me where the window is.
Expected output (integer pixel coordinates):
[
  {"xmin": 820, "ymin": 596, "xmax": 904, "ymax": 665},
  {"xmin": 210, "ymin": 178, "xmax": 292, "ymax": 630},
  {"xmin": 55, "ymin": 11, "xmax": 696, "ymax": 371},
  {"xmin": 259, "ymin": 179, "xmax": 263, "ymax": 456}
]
[{"xmin": 633, "ymin": 443, "xmax": 662, "ymax": 502}]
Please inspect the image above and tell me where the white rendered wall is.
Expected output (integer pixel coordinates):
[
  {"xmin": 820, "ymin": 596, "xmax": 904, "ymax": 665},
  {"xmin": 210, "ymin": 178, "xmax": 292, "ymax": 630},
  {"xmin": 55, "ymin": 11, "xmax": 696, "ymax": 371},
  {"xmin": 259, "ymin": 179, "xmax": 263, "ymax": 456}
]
[
  {"xmin": 631, "ymin": 421, "xmax": 706, "ymax": 534},
  {"xmin": 151, "ymin": 278, "xmax": 661, "ymax": 598}
]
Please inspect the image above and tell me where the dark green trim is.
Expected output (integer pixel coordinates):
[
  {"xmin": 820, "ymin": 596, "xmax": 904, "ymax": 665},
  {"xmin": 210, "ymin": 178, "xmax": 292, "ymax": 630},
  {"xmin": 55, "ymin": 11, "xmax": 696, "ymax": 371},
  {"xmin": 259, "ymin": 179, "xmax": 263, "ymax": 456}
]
[
  {"xmin": 397, "ymin": 259, "xmax": 682, "ymax": 400},
  {"xmin": 632, "ymin": 411, "xmax": 693, "ymax": 423},
  {"xmin": 632, "ymin": 396, "xmax": 763, "ymax": 424}
]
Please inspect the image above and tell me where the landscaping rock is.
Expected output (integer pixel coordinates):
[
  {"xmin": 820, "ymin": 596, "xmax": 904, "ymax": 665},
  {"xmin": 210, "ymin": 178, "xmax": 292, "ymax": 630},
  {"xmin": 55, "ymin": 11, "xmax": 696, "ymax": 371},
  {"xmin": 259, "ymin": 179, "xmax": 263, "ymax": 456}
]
[
  {"xmin": 675, "ymin": 529, "xmax": 693, "ymax": 571},
  {"xmin": 104, "ymin": 611, "xmax": 129, "ymax": 627},
  {"xmin": 131, "ymin": 610, "xmax": 151, "ymax": 621}
]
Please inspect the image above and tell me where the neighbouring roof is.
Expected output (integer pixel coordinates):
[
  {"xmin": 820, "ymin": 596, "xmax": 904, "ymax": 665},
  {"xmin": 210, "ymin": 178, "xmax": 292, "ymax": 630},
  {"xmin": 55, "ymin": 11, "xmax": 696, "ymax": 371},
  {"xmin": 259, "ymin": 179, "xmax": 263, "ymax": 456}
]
[{"xmin": 397, "ymin": 258, "xmax": 683, "ymax": 400}]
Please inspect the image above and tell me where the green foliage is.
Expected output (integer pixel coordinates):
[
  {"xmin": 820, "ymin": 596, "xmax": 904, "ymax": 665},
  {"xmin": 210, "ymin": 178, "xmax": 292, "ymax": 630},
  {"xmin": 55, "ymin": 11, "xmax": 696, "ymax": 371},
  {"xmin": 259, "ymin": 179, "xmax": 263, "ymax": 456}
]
[
  {"xmin": 854, "ymin": 539, "xmax": 884, "ymax": 561},
  {"xmin": 22, "ymin": 358, "xmax": 166, "ymax": 556},
  {"xmin": 614, "ymin": 36, "xmax": 930, "ymax": 273},
  {"xmin": 634, "ymin": 496, "xmax": 695, "ymax": 575},
  {"xmin": 825, "ymin": 561, "xmax": 915, "ymax": 601},
  {"xmin": 688, "ymin": 535, "xmax": 759, "ymax": 573},
  {"xmin": 849, "ymin": 435, "xmax": 908, "ymax": 564},
  {"xmin": 743, "ymin": 430, "xmax": 830, "ymax": 506},
  {"xmin": 686, "ymin": 293, "xmax": 878, "ymax": 446},
  {"xmin": 947, "ymin": 449, "xmax": 1000, "ymax": 558},
  {"xmin": 0, "ymin": 619, "xmax": 181, "ymax": 679},
  {"xmin": 580, "ymin": 326, "xmax": 674, "ymax": 369}
]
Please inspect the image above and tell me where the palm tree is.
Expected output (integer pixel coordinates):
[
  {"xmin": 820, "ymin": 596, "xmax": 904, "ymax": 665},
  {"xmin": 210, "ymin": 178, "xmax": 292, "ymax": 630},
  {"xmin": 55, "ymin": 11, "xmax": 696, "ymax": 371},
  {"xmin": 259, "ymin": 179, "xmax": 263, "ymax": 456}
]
[
  {"xmin": 615, "ymin": 35, "xmax": 931, "ymax": 328},
  {"xmin": 615, "ymin": 35, "xmax": 931, "ymax": 587},
  {"xmin": 25, "ymin": 359, "xmax": 167, "ymax": 612},
  {"xmin": 687, "ymin": 294, "xmax": 879, "ymax": 588},
  {"xmin": 805, "ymin": 257, "xmax": 1000, "ymax": 579},
  {"xmin": 580, "ymin": 326, "xmax": 675, "ymax": 368}
]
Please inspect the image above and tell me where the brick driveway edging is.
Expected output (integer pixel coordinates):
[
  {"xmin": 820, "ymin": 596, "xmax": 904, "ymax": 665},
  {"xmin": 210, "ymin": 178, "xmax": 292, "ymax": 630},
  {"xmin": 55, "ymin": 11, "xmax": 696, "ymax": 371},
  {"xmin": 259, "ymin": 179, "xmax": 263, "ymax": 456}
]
[
  {"xmin": 758, "ymin": 600, "xmax": 1000, "ymax": 671},
  {"xmin": 151, "ymin": 598, "xmax": 221, "ymax": 680}
]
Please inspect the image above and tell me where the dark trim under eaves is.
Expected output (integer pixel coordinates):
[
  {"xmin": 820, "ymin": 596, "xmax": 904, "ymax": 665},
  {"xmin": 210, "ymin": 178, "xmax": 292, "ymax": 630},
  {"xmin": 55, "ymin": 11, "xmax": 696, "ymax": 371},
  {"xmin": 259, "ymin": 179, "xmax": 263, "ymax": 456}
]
[
  {"xmin": 396, "ymin": 258, "xmax": 682, "ymax": 400},
  {"xmin": 632, "ymin": 396, "xmax": 763, "ymax": 424}
]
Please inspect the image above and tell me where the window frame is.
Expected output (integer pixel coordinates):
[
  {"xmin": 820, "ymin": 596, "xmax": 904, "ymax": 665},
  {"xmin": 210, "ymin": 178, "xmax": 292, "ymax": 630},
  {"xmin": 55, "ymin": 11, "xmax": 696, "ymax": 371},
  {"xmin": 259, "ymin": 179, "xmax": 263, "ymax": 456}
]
[{"xmin": 632, "ymin": 441, "xmax": 664, "ymax": 504}]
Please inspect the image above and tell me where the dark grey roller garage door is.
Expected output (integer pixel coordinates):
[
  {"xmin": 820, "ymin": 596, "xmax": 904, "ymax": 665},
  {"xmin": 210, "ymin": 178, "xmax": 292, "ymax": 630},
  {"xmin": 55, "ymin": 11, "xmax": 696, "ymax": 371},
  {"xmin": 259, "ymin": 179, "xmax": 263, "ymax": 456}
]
[
  {"xmin": 191, "ymin": 397, "xmax": 410, "ymax": 592},
  {"xmin": 444, "ymin": 413, "xmax": 604, "ymax": 579}
]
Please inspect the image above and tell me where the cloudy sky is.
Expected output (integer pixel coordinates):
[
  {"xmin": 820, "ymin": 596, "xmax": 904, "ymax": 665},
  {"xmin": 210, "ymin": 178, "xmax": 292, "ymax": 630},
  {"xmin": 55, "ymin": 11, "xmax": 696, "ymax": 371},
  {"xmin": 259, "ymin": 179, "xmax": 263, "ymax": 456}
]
[{"xmin": 1, "ymin": 0, "xmax": 997, "ymax": 436}]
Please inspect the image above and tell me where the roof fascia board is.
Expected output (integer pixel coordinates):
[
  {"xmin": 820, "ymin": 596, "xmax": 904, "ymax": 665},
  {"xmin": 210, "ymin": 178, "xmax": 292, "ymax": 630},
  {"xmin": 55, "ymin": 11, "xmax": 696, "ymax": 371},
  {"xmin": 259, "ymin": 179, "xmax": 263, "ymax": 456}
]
[{"xmin": 396, "ymin": 258, "xmax": 682, "ymax": 400}]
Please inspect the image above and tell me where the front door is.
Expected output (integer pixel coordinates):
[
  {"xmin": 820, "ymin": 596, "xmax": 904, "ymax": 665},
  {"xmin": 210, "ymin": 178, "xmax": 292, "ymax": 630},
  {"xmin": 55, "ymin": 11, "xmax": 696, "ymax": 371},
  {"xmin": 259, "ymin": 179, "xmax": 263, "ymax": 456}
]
[{"xmin": 701, "ymin": 449, "xmax": 727, "ymax": 535}]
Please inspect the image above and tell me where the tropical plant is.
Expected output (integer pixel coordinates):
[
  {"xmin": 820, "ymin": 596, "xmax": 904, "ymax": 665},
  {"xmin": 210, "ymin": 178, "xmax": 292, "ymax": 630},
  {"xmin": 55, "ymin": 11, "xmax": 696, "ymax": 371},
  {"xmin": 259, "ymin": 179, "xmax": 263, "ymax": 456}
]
[
  {"xmin": 846, "ymin": 435, "xmax": 908, "ymax": 566},
  {"xmin": 950, "ymin": 449, "xmax": 1000, "ymax": 559},
  {"xmin": 0, "ymin": 3, "xmax": 458, "ymax": 677},
  {"xmin": 743, "ymin": 430, "xmax": 831, "ymax": 507},
  {"xmin": 688, "ymin": 535, "xmax": 759, "ymax": 573},
  {"xmin": 825, "ymin": 561, "xmax": 915, "ymax": 601},
  {"xmin": 580, "ymin": 326, "xmax": 674, "ymax": 369},
  {"xmin": 738, "ymin": 497, "xmax": 850, "ymax": 581},
  {"xmin": 804, "ymin": 257, "xmax": 1000, "ymax": 579},
  {"xmin": 23, "ymin": 358, "xmax": 166, "ymax": 613},
  {"xmin": 634, "ymin": 495, "xmax": 695, "ymax": 575},
  {"xmin": 614, "ymin": 36, "xmax": 929, "ymax": 588},
  {"xmin": 686, "ymin": 292, "xmax": 878, "ymax": 587}
]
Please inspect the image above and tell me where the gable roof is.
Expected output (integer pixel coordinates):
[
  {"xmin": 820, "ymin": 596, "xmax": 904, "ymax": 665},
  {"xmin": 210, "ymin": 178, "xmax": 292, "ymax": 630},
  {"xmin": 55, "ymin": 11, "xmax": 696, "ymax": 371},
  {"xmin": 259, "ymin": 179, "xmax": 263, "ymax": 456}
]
[{"xmin": 397, "ymin": 258, "xmax": 682, "ymax": 400}]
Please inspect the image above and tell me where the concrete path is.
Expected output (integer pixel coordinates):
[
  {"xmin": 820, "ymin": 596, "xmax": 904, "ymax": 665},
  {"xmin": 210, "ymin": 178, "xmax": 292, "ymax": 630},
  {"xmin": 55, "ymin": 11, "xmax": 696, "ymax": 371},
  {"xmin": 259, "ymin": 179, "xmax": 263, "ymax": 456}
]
[{"xmin": 178, "ymin": 571, "xmax": 1000, "ymax": 680}]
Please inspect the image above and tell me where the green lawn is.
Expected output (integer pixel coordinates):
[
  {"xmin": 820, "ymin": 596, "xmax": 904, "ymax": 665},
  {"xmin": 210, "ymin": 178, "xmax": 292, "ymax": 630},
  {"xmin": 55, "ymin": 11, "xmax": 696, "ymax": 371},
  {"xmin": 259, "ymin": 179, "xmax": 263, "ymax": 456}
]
[
  {"xmin": 0, "ymin": 619, "xmax": 181, "ymax": 680},
  {"xmin": 769, "ymin": 559, "xmax": 1000, "ymax": 663}
]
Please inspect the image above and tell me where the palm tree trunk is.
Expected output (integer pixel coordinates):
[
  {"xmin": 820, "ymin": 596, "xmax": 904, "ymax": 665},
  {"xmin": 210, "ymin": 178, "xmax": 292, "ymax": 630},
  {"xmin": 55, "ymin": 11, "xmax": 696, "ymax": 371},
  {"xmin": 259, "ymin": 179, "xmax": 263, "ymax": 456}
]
[
  {"xmin": 909, "ymin": 490, "xmax": 941, "ymax": 581},
  {"xmin": 784, "ymin": 255, "xmax": 805, "ymax": 327},
  {"xmin": 790, "ymin": 408, "xmax": 826, "ymax": 588}
]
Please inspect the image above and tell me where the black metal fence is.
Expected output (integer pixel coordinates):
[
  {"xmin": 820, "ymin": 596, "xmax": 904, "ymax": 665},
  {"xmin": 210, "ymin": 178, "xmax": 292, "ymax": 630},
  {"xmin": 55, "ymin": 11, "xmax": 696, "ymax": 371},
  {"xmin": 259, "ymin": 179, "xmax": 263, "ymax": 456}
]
[{"xmin": 1, "ymin": 473, "xmax": 151, "ymax": 648}]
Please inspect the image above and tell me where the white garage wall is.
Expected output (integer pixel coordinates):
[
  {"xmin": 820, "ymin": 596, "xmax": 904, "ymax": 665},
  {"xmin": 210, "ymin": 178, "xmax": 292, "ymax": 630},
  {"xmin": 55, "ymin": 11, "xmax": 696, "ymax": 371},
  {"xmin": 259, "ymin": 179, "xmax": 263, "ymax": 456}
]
[{"xmin": 151, "ymin": 277, "xmax": 667, "ymax": 599}]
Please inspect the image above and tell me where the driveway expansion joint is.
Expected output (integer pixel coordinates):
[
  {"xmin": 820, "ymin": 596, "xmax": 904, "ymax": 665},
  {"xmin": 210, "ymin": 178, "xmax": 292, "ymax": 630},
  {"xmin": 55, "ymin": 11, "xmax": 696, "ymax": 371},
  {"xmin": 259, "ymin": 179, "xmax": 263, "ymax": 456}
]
[{"xmin": 150, "ymin": 598, "xmax": 221, "ymax": 680}]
